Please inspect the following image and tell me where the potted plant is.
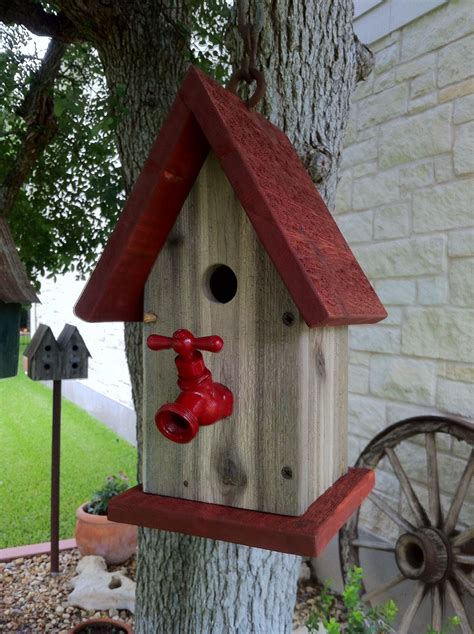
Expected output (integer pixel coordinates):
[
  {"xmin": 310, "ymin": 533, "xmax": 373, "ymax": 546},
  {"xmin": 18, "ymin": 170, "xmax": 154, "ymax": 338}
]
[
  {"xmin": 69, "ymin": 617, "xmax": 134, "ymax": 633},
  {"xmin": 75, "ymin": 473, "xmax": 137, "ymax": 565}
]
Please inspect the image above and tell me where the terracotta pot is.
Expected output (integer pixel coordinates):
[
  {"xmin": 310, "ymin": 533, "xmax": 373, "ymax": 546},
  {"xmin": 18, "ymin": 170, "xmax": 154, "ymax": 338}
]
[
  {"xmin": 75, "ymin": 503, "xmax": 137, "ymax": 565},
  {"xmin": 69, "ymin": 617, "xmax": 134, "ymax": 633}
]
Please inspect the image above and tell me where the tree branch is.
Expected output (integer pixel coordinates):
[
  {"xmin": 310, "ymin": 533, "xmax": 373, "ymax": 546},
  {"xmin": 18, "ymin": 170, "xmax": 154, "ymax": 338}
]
[
  {"xmin": 0, "ymin": 38, "xmax": 67, "ymax": 219},
  {"xmin": 0, "ymin": 0, "xmax": 81, "ymax": 42}
]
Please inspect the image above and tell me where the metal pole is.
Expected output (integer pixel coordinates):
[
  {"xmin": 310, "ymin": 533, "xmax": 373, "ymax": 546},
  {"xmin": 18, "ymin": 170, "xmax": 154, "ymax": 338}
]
[{"xmin": 50, "ymin": 379, "xmax": 61, "ymax": 574}]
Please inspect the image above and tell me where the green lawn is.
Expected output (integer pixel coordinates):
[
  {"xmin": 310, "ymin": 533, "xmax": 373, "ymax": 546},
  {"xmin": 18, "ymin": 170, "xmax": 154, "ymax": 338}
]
[{"xmin": 0, "ymin": 344, "xmax": 137, "ymax": 548}]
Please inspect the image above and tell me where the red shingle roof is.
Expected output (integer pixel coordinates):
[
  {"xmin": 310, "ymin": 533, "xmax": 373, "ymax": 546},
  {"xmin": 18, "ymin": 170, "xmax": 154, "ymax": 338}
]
[{"xmin": 75, "ymin": 66, "xmax": 386, "ymax": 327}]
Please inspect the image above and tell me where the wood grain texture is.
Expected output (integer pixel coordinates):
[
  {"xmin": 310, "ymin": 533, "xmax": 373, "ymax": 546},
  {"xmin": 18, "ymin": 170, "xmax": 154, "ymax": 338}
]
[
  {"xmin": 75, "ymin": 66, "xmax": 386, "ymax": 327},
  {"xmin": 108, "ymin": 468, "xmax": 374, "ymax": 557},
  {"xmin": 143, "ymin": 154, "xmax": 348, "ymax": 516},
  {"xmin": 0, "ymin": 217, "xmax": 38, "ymax": 304}
]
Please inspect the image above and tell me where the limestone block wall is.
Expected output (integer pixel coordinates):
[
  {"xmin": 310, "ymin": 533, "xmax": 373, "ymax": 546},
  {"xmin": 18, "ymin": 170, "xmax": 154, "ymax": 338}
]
[{"xmin": 338, "ymin": 0, "xmax": 474, "ymax": 536}]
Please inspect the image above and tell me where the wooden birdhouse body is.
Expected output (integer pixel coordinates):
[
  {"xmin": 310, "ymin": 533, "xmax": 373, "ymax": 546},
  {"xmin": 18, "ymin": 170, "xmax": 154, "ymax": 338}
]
[
  {"xmin": 75, "ymin": 66, "xmax": 386, "ymax": 553},
  {"xmin": 24, "ymin": 324, "xmax": 90, "ymax": 381},
  {"xmin": 24, "ymin": 324, "xmax": 61, "ymax": 381},
  {"xmin": 143, "ymin": 153, "xmax": 348, "ymax": 515}
]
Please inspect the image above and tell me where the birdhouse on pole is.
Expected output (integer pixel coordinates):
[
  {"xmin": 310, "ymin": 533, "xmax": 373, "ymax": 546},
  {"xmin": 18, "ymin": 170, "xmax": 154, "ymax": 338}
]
[
  {"xmin": 75, "ymin": 66, "xmax": 386, "ymax": 556},
  {"xmin": 0, "ymin": 217, "xmax": 39, "ymax": 379}
]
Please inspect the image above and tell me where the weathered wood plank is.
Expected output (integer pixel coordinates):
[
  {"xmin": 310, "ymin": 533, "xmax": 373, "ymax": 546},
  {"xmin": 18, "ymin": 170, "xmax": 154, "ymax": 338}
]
[
  {"xmin": 143, "ymin": 153, "xmax": 348, "ymax": 515},
  {"xmin": 109, "ymin": 468, "xmax": 375, "ymax": 556}
]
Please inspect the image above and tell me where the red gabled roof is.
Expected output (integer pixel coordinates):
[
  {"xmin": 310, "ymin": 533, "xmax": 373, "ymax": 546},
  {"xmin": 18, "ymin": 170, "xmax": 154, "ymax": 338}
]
[{"xmin": 75, "ymin": 66, "xmax": 386, "ymax": 327}]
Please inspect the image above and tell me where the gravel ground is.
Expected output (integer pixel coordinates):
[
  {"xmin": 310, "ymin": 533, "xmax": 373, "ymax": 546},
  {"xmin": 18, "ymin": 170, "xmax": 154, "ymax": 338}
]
[{"xmin": 0, "ymin": 550, "xmax": 342, "ymax": 632}]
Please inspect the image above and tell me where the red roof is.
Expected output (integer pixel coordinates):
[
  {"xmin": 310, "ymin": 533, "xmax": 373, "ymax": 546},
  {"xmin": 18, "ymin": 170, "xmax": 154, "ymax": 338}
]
[{"xmin": 75, "ymin": 66, "xmax": 386, "ymax": 327}]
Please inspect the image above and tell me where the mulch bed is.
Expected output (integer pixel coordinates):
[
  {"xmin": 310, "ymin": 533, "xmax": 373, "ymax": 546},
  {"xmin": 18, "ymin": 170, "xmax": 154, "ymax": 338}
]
[{"xmin": 0, "ymin": 550, "xmax": 342, "ymax": 632}]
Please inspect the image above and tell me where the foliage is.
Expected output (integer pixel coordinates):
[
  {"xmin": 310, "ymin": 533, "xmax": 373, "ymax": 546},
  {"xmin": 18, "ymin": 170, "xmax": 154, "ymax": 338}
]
[
  {"xmin": 307, "ymin": 567, "xmax": 397, "ymax": 634},
  {"xmin": 0, "ymin": 1, "xmax": 231, "ymax": 286},
  {"xmin": 308, "ymin": 568, "xmax": 462, "ymax": 634},
  {"xmin": 0, "ymin": 25, "xmax": 124, "ymax": 283},
  {"xmin": 0, "ymin": 346, "xmax": 136, "ymax": 548},
  {"xmin": 426, "ymin": 616, "xmax": 461, "ymax": 634},
  {"xmin": 86, "ymin": 472, "xmax": 130, "ymax": 515}
]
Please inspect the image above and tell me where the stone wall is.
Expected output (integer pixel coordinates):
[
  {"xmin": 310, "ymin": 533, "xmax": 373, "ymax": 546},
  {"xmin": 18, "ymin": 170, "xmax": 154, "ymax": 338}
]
[{"xmin": 337, "ymin": 0, "xmax": 474, "ymax": 537}]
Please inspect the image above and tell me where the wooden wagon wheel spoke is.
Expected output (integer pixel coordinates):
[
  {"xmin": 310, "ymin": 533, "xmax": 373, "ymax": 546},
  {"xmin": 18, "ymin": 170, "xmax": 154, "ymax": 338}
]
[
  {"xmin": 453, "ymin": 566, "xmax": 474, "ymax": 596},
  {"xmin": 350, "ymin": 538, "xmax": 395, "ymax": 552},
  {"xmin": 339, "ymin": 415, "xmax": 474, "ymax": 633},
  {"xmin": 451, "ymin": 526, "xmax": 474, "ymax": 548},
  {"xmin": 431, "ymin": 584, "xmax": 443, "ymax": 632},
  {"xmin": 385, "ymin": 446, "xmax": 430, "ymax": 527},
  {"xmin": 446, "ymin": 579, "xmax": 473, "ymax": 634},
  {"xmin": 444, "ymin": 450, "xmax": 474, "ymax": 536},
  {"xmin": 426, "ymin": 432, "xmax": 442, "ymax": 528},
  {"xmin": 398, "ymin": 580, "xmax": 426, "ymax": 634},
  {"xmin": 361, "ymin": 573, "xmax": 405, "ymax": 603},
  {"xmin": 368, "ymin": 491, "xmax": 416, "ymax": 533},
  {"xmin": 453, "ymin": 553, "xmax": 474, "ymax": 565}
]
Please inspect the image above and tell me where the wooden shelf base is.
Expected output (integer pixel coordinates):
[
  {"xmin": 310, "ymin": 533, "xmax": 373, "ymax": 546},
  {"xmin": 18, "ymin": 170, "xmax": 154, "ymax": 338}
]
[{"xmin": 108, "ymin": 468, "xmax": 374, "ymax": 557}]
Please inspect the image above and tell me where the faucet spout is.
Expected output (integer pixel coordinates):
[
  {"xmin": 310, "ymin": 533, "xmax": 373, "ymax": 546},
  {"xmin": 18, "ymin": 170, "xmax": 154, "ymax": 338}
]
[{"xmin": 147, "ymin": 329, "xmax": 233, "ymax": 443}]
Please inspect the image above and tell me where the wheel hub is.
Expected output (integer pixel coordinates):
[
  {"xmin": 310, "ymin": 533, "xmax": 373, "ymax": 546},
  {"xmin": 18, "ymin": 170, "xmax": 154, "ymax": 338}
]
[{"xmin": 395, "ymin": 528, "xmax": 452, "ymax": 584}]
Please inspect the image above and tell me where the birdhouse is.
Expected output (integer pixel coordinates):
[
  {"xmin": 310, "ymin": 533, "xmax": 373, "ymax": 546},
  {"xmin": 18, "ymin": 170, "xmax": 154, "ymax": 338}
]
[
  {"xmin": 56, "ymin": 324, "xmax": 90, "ymax": 379},
  {"xmin": 0, "ymin": 217, "xmax": 39, "ymax": 379},
  {"xmin": 24, "ymin": 323, "xmax": 90, "ymax": 381},
  {"xmin": 75, "ymin": 67, "xmax": 386, "ymax": 555}
]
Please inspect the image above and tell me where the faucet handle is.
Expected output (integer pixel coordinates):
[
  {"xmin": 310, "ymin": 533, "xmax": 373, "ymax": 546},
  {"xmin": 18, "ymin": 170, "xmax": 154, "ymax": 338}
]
[{"xmin": 147, "ymin": 329, "xmax": 224, "ymax": 359}]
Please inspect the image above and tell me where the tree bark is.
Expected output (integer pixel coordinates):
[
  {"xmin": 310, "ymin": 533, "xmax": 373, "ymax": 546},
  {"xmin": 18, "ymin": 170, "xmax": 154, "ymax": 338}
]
[{"xmin": 54, "ymin": 1, "xmax": 358, "ymax": 632}]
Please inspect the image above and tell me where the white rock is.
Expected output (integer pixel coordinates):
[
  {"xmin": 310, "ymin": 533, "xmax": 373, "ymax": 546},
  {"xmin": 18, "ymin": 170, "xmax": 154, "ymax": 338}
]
[
  {"xmin": 375, "ymin": 279, "xmax": 416, "ymax": 305},
  {"xmin": 352, "ymin": 171, "xmax": 399, "ymax": 210},
  {"xmin": 411, "ymin": 70, "xmax": 436, "ymax": 98},
  {"xmin": 348, "ymin": 394, "xmax": 386, "ymax": 440},
  {"xmin": 453, "ymin": 94, "xmax": 474, "ymax": 124},
  {"xmin": 348, "ymin": 364, "xmax": 369, "ymax": 395},
  {"xmin": 369, "ymin": 355, "xmax": 437, "ymax": 405},
  {"xmin": 438, "ymin": 34, "xmax": 474, "ymax": 88},
  {"xmin": 448, "ymin": 229, "xmax": 474, "ymax": 257},
  {"xmin": 450, "ymin": 258, "xmax": 474, "ymax": 307},
  {"xmin": 408, "ymin": 92, "xmax": 438, "ymax": 115},
  {"xmin": 334, "ymin": 171, "xmax": 352, "ymax": 214},
  {"xmin": 437, "ymin": 378, "xmax": 474, "ymax": 419},
  {"xmin": 417, "ymin": 276, "xmax": 448, "ymax": 305},
  {"xmin": 401, "ymin": 307, "xmax": 474, "ymax": 363},
  {"xmin": 341, "ymin": 137, "xmax": 378, "ymax": 168},
  {"xmin": 401, "ymin": 1, "xmax": 473, "ymax": 61},
  {"xmin": 386, "ymin": 402, "xmax": 438, "ymax": 425},
  {"xmin": 374, "ymin": 43, "xmax": 399, "ymax": 75},
  {"xmin": 298, "ymin": 561, "xmax": 311, "ymax": 581},
  {"xmin": 384, "ymin": 307, "xmax": 402, "ymax": 325},
  {"xmin": 374, "ymin": 202, "xmax": 410, "ymax": 239},
  {"xmin": 396, "ymin": 52, "xmax": 435, "ymax": 82},
  {"xmin": 68, "ymin": 555, "xmax": 135, "ymax": 613},
  {"xmin": 349, "ymin": 350, "xmax": 371, "ymax": 367},
  {"xmin": 434, "ymin": 154, "xmax": 454, "ymax": 183},
  {"xmin": 336, "ymin": 211, "xmax": 373, "ymax": 243},
  {"xmin": 413, "ymin": 179, "xmax": 474, "ymax": 232},
  {"xmin": 454, "ymin": 121, "xmax": 474, "ymax": 175},
  {"xmin": 357, "ymin": 84, "xmax": 408, "ymax": 129},
  {"xmin": 353, "ymin": 161, "xmax": 377, "ymax": 178},
  {"xmin": 353, "ymin": 236, "xmax": 445, "ymax": 278},
  {"xmin": 399, "ymin": 161, "xmax": 434, "ymax": 192},
  {"xmin": 350, "ymin": 325, "xmax": 400, "ymax": 354},
  {"xmin": 373, "ymin": 69, "xmax": 396, "ymax": 94},
  {"xmin": 379, "ymin": 105, "xmax": 451, "ymax": 169}
]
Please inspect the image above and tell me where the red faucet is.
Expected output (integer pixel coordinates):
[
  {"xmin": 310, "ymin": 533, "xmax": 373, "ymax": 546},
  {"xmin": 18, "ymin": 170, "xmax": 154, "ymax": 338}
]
[{"xmin": 146, "ymin": 329, "xmax": 234, "ymax": 444}]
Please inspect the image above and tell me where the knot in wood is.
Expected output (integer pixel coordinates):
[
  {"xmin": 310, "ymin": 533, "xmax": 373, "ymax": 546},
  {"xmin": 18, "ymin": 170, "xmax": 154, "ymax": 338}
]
[{"xmin": 304, "ymin": 144, "xmax": 333, "ymax": 184}]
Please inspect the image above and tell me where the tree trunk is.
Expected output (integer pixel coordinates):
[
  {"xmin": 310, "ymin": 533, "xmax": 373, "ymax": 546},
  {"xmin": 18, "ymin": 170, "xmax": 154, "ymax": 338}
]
[{"xmin": 56, "ymin": 1, "xmax": 359, "ymax": 632}]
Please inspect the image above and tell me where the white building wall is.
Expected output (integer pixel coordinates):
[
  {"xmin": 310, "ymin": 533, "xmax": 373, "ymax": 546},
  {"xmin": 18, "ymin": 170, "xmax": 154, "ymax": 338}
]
[
  {"xmin": 337, "ymin": 0, "xmax": 474, "ymax": 536},
  {"xmin": 32, "ymin": 273, "xmax": 136, "ymax": 445}
]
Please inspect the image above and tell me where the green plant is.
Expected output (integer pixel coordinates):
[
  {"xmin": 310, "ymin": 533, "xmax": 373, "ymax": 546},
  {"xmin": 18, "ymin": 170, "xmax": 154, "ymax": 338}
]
[
  {"xmin": 426, "ymin": 616, "xmax": 461, "ymax": 634},
  {"xmin": 307, "ymin": 567, "xmax": 398, "ymax": 634},
  {"xmin": 86, "ymin": 472, "xmax": 130, "ymax": 516}
]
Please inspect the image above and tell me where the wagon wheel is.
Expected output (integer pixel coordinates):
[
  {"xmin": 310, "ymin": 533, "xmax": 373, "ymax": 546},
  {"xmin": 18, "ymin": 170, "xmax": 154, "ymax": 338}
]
[{"xmin": 339, "ymin": 415, "xmax": 474, "ymax": 634}]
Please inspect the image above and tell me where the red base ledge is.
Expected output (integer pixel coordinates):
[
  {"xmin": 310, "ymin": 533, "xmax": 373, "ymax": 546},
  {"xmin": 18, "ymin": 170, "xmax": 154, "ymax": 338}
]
[{"xmin": 108, "ymin": 467, "xmax": 374, "ymax": 557}]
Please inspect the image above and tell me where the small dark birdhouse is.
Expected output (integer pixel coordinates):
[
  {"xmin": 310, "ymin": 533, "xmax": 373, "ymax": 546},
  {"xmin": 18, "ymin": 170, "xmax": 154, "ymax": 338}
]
[
  {"xmin": 56, "ymin": 324, "xmax": 90, "ymax": 379},
  {"xmin": 24, "ymin": 323, "xmax": 90, "ymax": 381},
  {"xmin": 75, "ymin": 67, "xmax": 386, "ymax": 556},
  {"xmin": 0, "ymin": 218, "xmax": 39, "ymax": 379}
]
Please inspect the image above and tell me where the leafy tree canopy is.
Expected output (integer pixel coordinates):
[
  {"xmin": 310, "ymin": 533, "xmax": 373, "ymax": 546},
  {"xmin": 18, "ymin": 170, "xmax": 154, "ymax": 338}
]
[{"xmin": 0, "ymin": 1, "xmax": 230, "ymax": 285}]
